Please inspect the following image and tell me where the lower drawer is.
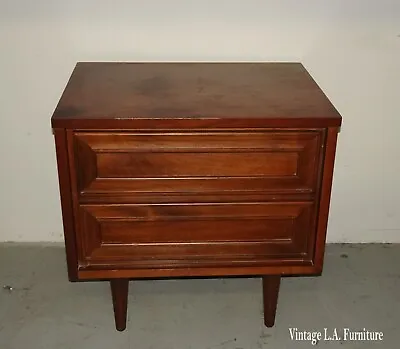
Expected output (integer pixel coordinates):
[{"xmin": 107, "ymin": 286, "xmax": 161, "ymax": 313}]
[{"xmin": 77, "ymin": 202, "xmax": 316, "ymax": 269}]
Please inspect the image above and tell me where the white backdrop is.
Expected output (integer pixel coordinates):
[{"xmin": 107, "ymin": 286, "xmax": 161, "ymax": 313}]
[{"xmin": 1, "ymin": 0, "xmax": 399, "ymax": 242}]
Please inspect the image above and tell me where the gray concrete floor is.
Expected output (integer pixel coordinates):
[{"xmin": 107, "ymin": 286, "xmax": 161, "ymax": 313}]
[{"xmin": 0, "ymin": 244, "xmax": 399, "ymax": 349}]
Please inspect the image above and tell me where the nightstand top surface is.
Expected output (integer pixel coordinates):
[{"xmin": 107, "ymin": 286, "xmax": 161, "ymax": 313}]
[{"xmin": 52, "ymin": 62, "xmax": 341, "ymax": 128}]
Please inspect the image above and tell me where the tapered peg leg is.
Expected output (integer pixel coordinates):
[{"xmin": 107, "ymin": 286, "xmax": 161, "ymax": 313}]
[
  {"xmin": 110, "ymin": 279, "xmax": 129, "ymax": 331},
  {"xmin": 262, "ymin": 275, "xmax": 281, "ymax": 327}
]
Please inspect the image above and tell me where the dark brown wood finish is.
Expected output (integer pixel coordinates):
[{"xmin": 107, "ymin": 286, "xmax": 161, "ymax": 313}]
[
  {"xmin": 78, "ymin": 202, "xmax": 314, "ymax": 269},
  {"xmin": 52, "ymin": 62, "xmax": 341, "ymax": 331},
  {"xmin": 110, "ymin": 279, "xmax": 129, "ymax": 331},
  {"xmin": 52, "ymin": 63, "xmax": 341, "ymax": 129},
  {"xmin": 73, "ymin": 130, "xmax": 323, "ymax": 201},
  {"xmin": 53, "ymin": 129, "xmax": 78, "ymax": 281},
  {"xmin": 313, "ymin": 127, "xmax": 340, "ymax": 272},
  {"xmin": 263, "ymin": 276, "xmax": 281, "ymax": 327},
  {"xmin": 78, "ymin": 264, "xmax": 315, "ymax": 279}
]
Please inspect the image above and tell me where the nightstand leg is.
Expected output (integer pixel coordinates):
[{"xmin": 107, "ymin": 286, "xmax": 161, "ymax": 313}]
[
  {"xmin": 262, "ymin": 275, "xmax": 281, "ymax": 327},
  {"xmin": 110, "ymin": 279, "xmax": 129, "ymax": 331}
]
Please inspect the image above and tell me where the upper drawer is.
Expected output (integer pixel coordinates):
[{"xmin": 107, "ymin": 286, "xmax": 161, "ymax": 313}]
[{"xmin": 72, "ymin": 130, "xmax": 323, "ymax": 201}]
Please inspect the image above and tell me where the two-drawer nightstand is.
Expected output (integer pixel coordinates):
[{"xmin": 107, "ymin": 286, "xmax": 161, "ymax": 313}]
[{"xmin": 52, "ymin": 62, "xmax": 341, "ymax": 331}]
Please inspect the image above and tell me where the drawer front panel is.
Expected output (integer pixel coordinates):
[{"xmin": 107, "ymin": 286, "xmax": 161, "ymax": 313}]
[
  {"xmin": 77, "ymin": 202, "xmax": 315, "ymax": 268},
  {"xmin": 96, "ymin": 152, "xmax": 298, "ymax": 178},
  {"xmin": 73, "ymin": 131, "xmax": 323, "ymax": 200}
]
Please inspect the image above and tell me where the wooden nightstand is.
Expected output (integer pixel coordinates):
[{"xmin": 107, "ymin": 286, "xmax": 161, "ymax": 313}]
[{"xmin": 51, "ymin": 62, "xmax": 341, "ymax": 331}]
